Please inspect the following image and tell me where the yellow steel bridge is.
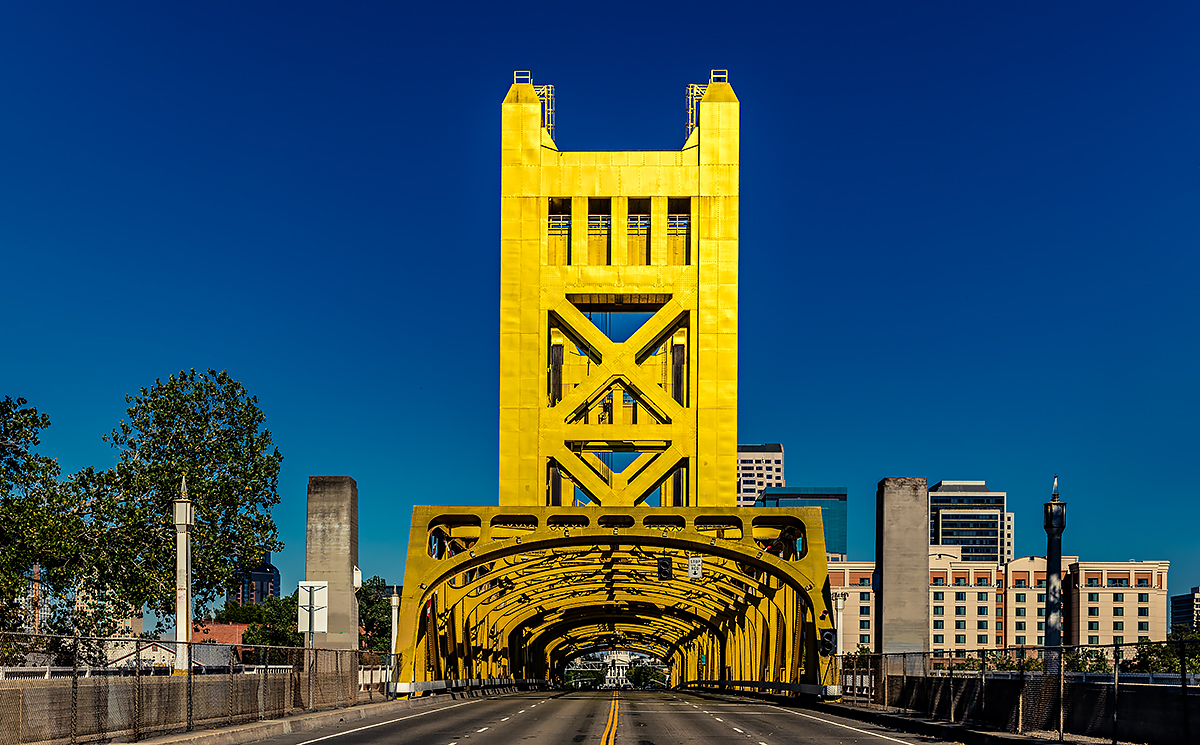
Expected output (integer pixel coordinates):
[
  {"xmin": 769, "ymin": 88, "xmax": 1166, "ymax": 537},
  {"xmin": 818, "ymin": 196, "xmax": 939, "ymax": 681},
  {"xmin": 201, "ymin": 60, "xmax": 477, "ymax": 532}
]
[{"xmin": 394, "ymin": 71, "xmax": 839, "ymax": 697}]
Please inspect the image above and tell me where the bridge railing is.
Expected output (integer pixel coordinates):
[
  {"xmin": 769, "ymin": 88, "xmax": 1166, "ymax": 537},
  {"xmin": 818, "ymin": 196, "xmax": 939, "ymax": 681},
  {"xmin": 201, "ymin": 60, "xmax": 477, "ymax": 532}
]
[
  {"xmin": 0, "ymin": 631, "xmax": 387, "ymax": 745},
  {"xmin": 833, "ymin": 641, "xmax": 1197, "ymax": 745}
]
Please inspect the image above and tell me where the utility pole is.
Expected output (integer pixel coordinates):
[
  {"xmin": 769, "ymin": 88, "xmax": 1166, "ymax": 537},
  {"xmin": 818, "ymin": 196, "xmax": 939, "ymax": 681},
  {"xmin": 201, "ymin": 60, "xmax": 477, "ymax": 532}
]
[
  {"xmin": 1044, "ymin": 475, "xmax": 1067, "ymax": 672},
  {"xmin": 173, "ymin": 476, "xmax": 194, "ymax": 675}
]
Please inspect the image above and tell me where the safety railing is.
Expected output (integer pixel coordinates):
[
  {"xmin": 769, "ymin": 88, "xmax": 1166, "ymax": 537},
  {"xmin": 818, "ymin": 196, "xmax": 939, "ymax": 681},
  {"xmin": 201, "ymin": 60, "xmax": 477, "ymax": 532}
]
[
  {"xmin": 834, "ymin": 641, "xmax": 1198, "ymax": 745},
  {"xmin": 0, "ymin": 631, "xmax": 384, "ymax": 745}
]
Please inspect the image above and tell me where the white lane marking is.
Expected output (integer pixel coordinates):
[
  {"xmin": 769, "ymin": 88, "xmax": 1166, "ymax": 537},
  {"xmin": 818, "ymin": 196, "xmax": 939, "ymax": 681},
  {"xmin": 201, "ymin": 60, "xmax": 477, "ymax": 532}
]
[
  {"xmin": 501, "ymin": 717, "xmax": 510, "ymax": 721},
  {"xmin": 714, "ymin": 717, "xmax": 723, "ymax": 722},
  {"xmin": 477, "ymin": 727, "xmax": 489, "ymax": 732},
  {"xmin": 733, "ymin": 728, "xmax": 743, "ymax": 733},
  {"xmin": 518, "ymin": 709, "xmax": 526, "ymax": 713},
  {"xmin": 293, "ymin": 700, "xmax": 478, "ymax": 745},
  {"xmin": 759, "ymin": 742, "xmax": 768, "ymax": 745},
  {"xmin": 765, "ymin": 706, "xmax": 916, "ymax": 744}
]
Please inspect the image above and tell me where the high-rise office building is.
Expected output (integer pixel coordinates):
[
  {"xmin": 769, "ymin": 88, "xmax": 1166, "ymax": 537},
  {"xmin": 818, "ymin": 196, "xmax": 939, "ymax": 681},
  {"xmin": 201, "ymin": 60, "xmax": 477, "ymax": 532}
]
[
  {"xmin": 737, "ymin": 443, "xmax": 784, "ymax": 507},
  {"xmin": 227, "ymin": 551, "xmax": 282, "ymax": 606},
  {"xmin": 756, "ymin": 486, "xmax": 847, "ymax": 558},
  {"xmin": 1169, "ymin": 586, "xmax": 1200, "ymax": 633},
  {"xmin": 928, "ymin": 480, "xmax": 1013, "ymax": 563}
]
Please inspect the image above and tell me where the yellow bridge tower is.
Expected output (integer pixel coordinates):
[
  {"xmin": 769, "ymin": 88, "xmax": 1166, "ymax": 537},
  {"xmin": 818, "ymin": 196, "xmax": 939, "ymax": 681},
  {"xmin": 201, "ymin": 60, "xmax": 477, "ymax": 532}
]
[{"xmin": 394, "ymin": 71, "xmax": 840, "ymax": 699}]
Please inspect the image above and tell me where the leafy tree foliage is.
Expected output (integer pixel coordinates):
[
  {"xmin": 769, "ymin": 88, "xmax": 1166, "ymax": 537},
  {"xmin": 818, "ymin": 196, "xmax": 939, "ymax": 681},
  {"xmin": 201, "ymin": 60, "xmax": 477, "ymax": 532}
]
[
  {"xmin": 237, "ymin": 593, "xmax": 304, "ymax": 648},
  {"xmin": 0, "ymin": 370, "xmax": 284, "ymax": 635},
  {"xmin": 626, "ymin": 664, "xmax": 667, "ymax": 688},
  {"xmin": 1127, "ymin": 626, "xmax": 1200, "ymax": 673},
  {"xmin": 101, "ymin": 368, "xmax": 284, "ymax": 628},
  {"xmin": 356, "ymin": 575, "xmax": 397, "ymax": 652}
]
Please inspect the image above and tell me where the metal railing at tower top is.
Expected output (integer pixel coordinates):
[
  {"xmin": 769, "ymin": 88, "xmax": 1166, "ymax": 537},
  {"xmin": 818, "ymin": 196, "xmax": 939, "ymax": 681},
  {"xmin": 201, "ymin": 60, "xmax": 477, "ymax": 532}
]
[
  {"xmin": 511, "ymin": 71, "xmax": 556, "ymax": 141},
  {"xmin": 686, "ymin": 70, "xmax": 729, "ymax": 137}
]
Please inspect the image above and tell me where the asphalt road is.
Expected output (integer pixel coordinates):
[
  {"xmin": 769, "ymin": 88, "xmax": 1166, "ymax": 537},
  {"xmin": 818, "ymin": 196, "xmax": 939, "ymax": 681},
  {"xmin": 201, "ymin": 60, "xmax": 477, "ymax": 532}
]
[{"xmin": 262, "ymin": 690, "xmax": 960, "ymax": 745}]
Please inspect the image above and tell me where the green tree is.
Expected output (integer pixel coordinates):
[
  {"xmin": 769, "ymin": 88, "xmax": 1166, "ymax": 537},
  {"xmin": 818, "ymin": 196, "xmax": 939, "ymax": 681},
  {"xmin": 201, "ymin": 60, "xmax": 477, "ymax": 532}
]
[
  {"xmin": 1127, "ymin": 626, "xmax": 1200, "ymax": 673},
  {"xmin": 0, "ymin": 396, "xmax": 90, "ymax": 634},
  {"xmin": 240, "ymin": 592, "xmax": 303, "ymax": 648},
  {"xmin": 626, "ymin": 664, "xmax": 667, "ymax": 688},
  {"xmin": 100, "ymin": 368, "xmax": 284, "ymax": 629},
  {"xmin": 1064, "ymin": 648, "xmax": 1111, "ymax": 673},
  {"xmin": 356, "ymin": 575, "xmax": 397, "ymax": 652}
]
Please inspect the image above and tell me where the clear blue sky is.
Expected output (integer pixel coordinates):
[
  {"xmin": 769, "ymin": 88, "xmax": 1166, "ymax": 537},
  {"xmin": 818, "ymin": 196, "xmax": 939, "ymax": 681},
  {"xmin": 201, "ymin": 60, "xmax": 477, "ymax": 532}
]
[{"xmin": 4, "ymin": 4, "xmax": 1198, "ymax": 600}]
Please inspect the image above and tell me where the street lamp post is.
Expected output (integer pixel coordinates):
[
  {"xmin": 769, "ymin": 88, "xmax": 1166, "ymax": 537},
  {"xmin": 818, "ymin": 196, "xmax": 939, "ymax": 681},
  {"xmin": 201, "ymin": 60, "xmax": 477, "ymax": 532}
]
[
  {"xmin": 832, "ymin": 591, "xmax": 850, "ymax": 654},
  {"xmin": 172, "ymin": 476, "xmax": 194, "ymax": 675},
  {"xmin": 389, "ymin": 585, "xmax": 400, "ymax": 697}
]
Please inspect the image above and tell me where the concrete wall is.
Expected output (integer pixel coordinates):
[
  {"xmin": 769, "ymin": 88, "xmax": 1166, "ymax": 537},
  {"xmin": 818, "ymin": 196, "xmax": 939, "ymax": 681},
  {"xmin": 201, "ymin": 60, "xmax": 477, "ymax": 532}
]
[
  {"xmin": 305, "ymin": 476, "xmax": 359, "ymax": 650},
  {"xmin": 875, "ymin": 477, "xmax": 930, "ymax": 653}
]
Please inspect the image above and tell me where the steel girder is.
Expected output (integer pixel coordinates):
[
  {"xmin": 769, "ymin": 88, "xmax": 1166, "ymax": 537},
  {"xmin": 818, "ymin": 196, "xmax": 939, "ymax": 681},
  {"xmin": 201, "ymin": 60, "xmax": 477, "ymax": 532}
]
[{"xmin": 395, "ymin": 505, "xmax": 839, "ymax": 697}]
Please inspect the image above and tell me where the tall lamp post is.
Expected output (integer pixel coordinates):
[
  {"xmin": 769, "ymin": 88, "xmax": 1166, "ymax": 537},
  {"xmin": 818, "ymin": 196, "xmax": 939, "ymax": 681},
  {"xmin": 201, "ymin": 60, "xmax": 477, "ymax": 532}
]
[
  {"xmin": 832, "ymin": 591, "xmax": 850, "ymax": 654},
  {"xmin": 1044, "ymin": 475, "xmax": 1066, "ymax": 671},
  {"xmin": 173, "ymin": 476, "xmax": 194, "ymax": 675},
  {"xmin": 389, "ymin": 585, "xmax": 400, "ymax": 697}
]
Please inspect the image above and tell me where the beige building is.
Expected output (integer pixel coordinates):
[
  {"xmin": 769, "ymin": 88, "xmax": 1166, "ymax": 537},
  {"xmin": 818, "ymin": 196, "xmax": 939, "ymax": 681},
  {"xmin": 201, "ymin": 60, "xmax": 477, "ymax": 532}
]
[
  {"xmin": 828, "ymin": 549, "xmax": 1170, "ymax": 657},
  {"xmin": 1064, "ymin": 559, "xmax": 1170, "ymax": 646},
  {"xmin": 736, "ymin": 444, "xmax": 784, "ymax": 507}
]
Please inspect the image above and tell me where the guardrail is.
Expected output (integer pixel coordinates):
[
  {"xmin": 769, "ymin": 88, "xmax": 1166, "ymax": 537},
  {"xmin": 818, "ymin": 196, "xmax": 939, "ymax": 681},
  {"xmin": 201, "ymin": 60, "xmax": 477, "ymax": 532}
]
[{"xmin": 392, "ymin": 678, "xmax": 543, "ymax": 694}]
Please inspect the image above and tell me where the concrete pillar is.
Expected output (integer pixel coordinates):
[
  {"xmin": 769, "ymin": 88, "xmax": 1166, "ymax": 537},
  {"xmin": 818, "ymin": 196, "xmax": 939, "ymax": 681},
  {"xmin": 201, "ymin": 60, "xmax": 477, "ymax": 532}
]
[
  {"xmin": 305, "ymin": 476, "xmax": 359, "ymax": 650},
  {"xmin": 874, "ymin": 477, "xmax": 930, "ymax": 653}
]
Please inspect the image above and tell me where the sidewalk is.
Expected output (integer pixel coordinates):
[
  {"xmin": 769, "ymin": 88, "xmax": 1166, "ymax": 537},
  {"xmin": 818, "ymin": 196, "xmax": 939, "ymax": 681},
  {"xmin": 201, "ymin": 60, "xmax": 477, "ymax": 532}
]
[{"xmin": 134, "ymin": 689, "xmax": 515, "ymax": 745}]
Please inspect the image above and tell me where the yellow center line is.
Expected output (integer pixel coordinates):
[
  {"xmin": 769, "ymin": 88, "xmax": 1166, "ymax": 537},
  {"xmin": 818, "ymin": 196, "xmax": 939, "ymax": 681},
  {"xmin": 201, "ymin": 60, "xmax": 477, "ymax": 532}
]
[{"xmin": 601, "ymin": 690, "xmax": 620, "ymax": 745}]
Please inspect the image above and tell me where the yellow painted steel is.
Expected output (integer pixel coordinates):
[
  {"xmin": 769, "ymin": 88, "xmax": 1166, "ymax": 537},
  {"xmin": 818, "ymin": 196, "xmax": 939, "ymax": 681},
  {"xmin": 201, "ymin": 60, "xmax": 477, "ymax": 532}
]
[{"xmin": 394, "ymin": 71, "xmax": 839, "ymax": 699}]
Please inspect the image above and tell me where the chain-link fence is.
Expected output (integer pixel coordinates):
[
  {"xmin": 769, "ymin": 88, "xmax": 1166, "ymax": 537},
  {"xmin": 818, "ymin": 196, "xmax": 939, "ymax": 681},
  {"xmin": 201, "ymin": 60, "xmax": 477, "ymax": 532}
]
[
  {"xmin": 0, "ymin": 632, "xmax": 383, "ymax": 745},
  {"xmin": 836, "ymin": 640, "xmax": 1198, "ymax": 745}
]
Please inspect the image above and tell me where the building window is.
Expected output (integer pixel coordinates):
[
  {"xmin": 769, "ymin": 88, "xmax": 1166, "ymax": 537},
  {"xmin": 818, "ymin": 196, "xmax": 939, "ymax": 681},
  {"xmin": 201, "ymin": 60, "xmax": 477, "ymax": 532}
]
[
  {"xmin": 1108, "ymin": 578, "xmax": 1129, "ymax": 587},
  {"xmin": 860, "ymin": 592, "xmax": 871, "ymax": 601},
  {"xmin": 1016, "ymin": 608, "xmax": 1026, "ymax": 617},
  {"xmin": 933, "ymin": 634, "xmax": 944, "ymax": 644},
  {"xmin": 933, "ymin": 620, "xmax": 944, "ymax": 629},
  {"xmin": 996, "ymin": 621, "xmax": 1003, "ymax": 630},
  {"xmin": 1138, "ymin": 607, "xmax": 1149, "ymax": 616},
  {"xmin": 859, "ymin": 578, "xmax": 871, "ymax": 586},
  {"xmin": 1113, "ymin": 622, "xmax": 1123, "ymax": 631},
  {"xmin": 1037, "ymin": 580, "xmax": 1047, "ymax": 588},
  {"xmin": 1138, "ymin": 593, "xmax": 1149, "ymax": 603},
  {"xmin": 955, "ymin": 606, "xmax": 966, "ymax": 616},
  {"xmin": 933, "ymin": 606, "xmax": 944, "ymax": 616},
  {"xmin": 1016, "ymin": 593, "xmax": 1026, "ymax": 603},
  {"xmin": 996, "ymin": 636, "xmax": 1003, "ymax": 645},
  {"xmin": 860, "ymin": 606, "xmax": 870, "ymax": 615},
  {"xmin": 1138, "ymin": 622, "xmax": 1149, "ymax": 631},
  {"xmin": 1086, "ymin": 579, "xmax": 1099, "ymax": 587},
  {"xmin": 955, "ymin": 635, "xmax": 966, "ymax": 644},
  {"xmin": 955, "ymin": 592, "xmax": 966, "ymax": 601},
  {"xmin": 1088, "ymin": 593, "xmax": 1099, "ymax": 602},
  {"xmin": 1088, "ymin": 622, "xmax": 1099, "ymax": 631},
  {"xmin": 977, "ymin": 621, "xmax": 988, "ymax": 630},
  {"xmin": 955, "ymin": 578, "xmax": 967, "ymax": 586},
  {"xmin": 978, "ymin": 635, "xmax": 989, "ymax": 644},
  {"xmin": 1088, "ymin": 635, "xmax": 1099, "ymax": 645},
  {"xmin": 860, "ymin": 634, "xmax": 871, "ymax": 644},
  {"xmin": 955, "ymin": 620, "xmax": 966, "ymax": 630},
  {"xmin": 1037, "ymin": 622, "xmax": 1045, "ymax": 631},
  {"xmin": 1037, "ymin": 636, "xmax": 1045, "ymax": 644},
  {"xmin": 977, "ymin": 592, "xmax": 989, "ymax": 601},
  {"xmin": 1088, "ymin": 607, "xmax": 1099, "ymax": 617},
  {"xmin": 1113, "ymin": 593, "xmax": 1124, "ymax": 602},
  {"xmin": 978, "ymin": 606, "xmax": 988, "ymax": 615},
  {"xmin": 1015, "ymin": 580, "xmax": 1027, "ymax": 588},
  {"xmin": 1037, "ymin": 593, "xmax": 1046, "ymax": 603},
  {"xmin": 860, "ymin": 620, "xmax": 870, "ymax": 629},
  {"xmin": 1114, "ymin": 607, "xmax": 1124, "ymax": 617},
  {"xmin": 1137, "ymin": 579, "xmax": 1150, "ymax": 587},
  {"xmin": 1015, "ymin": 621, "xmax": 1026, "ymax": 631},
  {"xmin": 1037, "ymin": 608, "xmax": 1045, "ymax": 617},
  {"xmin": 933, "ymin": 592, "xmax": 944, "ymax": 601},
  {"xmin": 1016, "ymin": 636, "xmax": 1026, "ymax": 645},
  {"xmin": 932, "ymin": 577, "xmax": 945, "ymax": 586}
]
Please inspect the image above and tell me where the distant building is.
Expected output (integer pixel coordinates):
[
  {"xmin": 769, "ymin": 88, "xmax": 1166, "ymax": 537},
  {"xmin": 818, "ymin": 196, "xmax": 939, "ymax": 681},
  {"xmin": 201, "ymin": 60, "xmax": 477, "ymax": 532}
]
[
  {"xmin": 755, "ymin": 486, "xmax": 847, "ymax": 559},
  {"xmin": 227, "ymin": 552, "xmax": 281, "ymax": 606},
  {"xmin": 829, "ymin": 548, "xmax": 1170, "ymax": 658},
  {"xmin": 737, "ymin": 444, "xmax": 784, "ymax": 507},
  {"xmin": 928, "ymin": 480, "xmax": 1013, "ymax": 563},
  {"xmin": 1170, "ymin": 586, "xmax": 1200, "ymax": 633},
  {"xmin": 1064, "ymin": 559, "xmax": 1170, "ymax": 647},
  {"xmin": 602, "ymin": 650, "xmax": 634, "ymax": 687}
]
